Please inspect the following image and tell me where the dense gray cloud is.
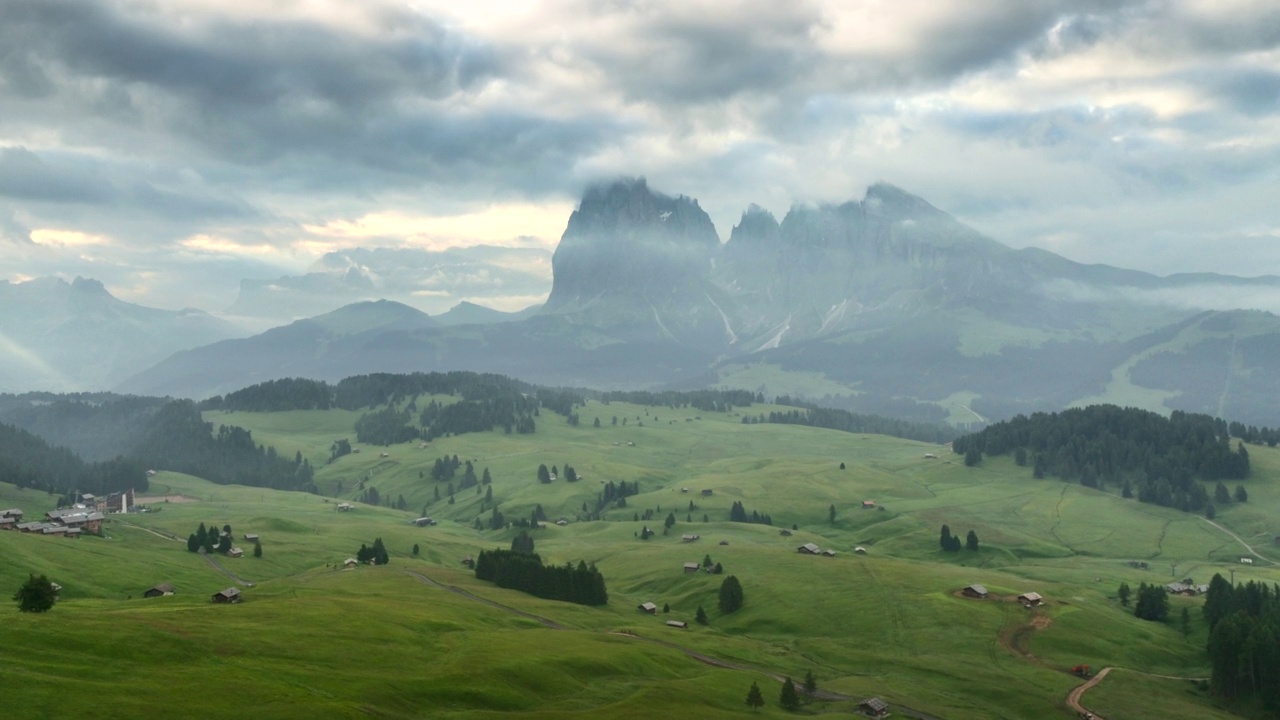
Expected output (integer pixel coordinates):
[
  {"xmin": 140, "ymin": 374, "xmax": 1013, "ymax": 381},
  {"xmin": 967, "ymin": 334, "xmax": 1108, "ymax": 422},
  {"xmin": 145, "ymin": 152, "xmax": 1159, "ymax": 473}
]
[{"xmin": 0, "ymin": 0, "xmax": 1277, "ymax": 310}]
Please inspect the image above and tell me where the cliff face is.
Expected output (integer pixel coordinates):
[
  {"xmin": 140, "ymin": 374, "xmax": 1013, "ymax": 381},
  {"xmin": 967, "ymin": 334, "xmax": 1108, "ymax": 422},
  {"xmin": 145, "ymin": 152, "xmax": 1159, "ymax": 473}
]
[{"xmin": 542, "ymin": 178, "xmax": 731, "ymax": 348}]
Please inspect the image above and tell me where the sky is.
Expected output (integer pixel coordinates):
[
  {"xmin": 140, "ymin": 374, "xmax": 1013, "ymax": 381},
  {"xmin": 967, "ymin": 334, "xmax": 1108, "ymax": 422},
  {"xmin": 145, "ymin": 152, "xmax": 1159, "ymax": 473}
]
[{"xmin": 1, "ymin": 0, "xmax": 1278, "ymax": 312}]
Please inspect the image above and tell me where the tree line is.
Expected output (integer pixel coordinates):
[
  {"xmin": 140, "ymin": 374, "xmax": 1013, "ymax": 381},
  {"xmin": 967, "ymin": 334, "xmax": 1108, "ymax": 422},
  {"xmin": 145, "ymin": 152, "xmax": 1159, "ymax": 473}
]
[
  {"xmin": 729, "ymin": 501, "xmax": 773, "ymax": 526},
  {"xmin": 745, "ymin": 404, "xmax": 956, "ymax": 444},
  {"xmin": 953, "ymin": 405, "xmax": 1250, "ymax": 515},
  {"xmin": 473, "ymin": 549, "xmax": 608, "ymax": 606},
  {"xmin": 0, "ymin": 420, "xmax": 146, "ymax": 496},
  {"xmin": 1203, "ymin": 574, "xmax": 1280, "ymax": 710}
]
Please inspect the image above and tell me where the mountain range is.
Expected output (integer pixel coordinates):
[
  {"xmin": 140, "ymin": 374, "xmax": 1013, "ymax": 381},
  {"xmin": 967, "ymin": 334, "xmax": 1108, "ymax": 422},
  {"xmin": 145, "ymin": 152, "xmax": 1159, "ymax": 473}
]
[{"xmin": 13, "ymin": 179, "xmax": 1280, "ymax": 427}]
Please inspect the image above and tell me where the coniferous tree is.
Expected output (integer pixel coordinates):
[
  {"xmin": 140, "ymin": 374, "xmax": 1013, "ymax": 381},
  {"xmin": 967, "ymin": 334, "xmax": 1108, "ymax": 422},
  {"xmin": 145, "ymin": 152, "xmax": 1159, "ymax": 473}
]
[
  {"xmin": 1215, "ymin": 481, "xmax": 1231, "ymax": 504},
  {"xmin": 14, "ymin": 574, "xmax": 57, "ymax": 613},
  {"xmin": 187, "ymin": 533, "xmax": 199, "ymax": 552},
  {"xmin": 537, "ymin": 464, "xmax": 551, "ymax": 484},
  {"xmin": 1234, "ymin": 484, "xmax": 1248, "ymax": 503},
  {"xmin": 779, "ymin": 677, "xmax": 800, "ymax": 711},
  {"xmin": 746, "ymin": 681, "xmax": 764, "ymax": 711},
  {"xmin": 719, "ymin": 575, "xmax": 744, "ymax": 614},
  {"xmin": 412, "ymin": 543, "xmax": 420, "ymax": 556},
  {"xmin": 803, "ymin": 670, "xmax": 817, "ymax": 700},
  {"xmin": 940, "ymin": 525, "xmax": 953, "ymax": 551},
  {"xmin": 696, "ymin": 605, "xmax": 708, "ymax": 625},
  {"xmin": 964, "ymin": 446, "xmax": 982, "ymax": 466},
  {"xmin": 829, "ymin": 504, "xmax": 836, "ymax": 524},
  {"xmin": 253, "ymin": 540, "xmax": 263, "ymax": 558},
  {"xmin": 371, "ymin": 537, "xmax": 389, "ymax": 565},
  {"xmin": 1118, "ymin": 582, "xmax": 1131, "ymax": 607},
  {"xmin": 966, "ymin": 530, "xmax": 980, "ymax": 551}
]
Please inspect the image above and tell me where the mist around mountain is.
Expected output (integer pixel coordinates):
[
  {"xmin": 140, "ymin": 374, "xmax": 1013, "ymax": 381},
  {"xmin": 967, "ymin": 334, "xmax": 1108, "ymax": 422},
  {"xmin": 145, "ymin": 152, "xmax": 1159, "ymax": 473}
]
[
  {"xmin": 86, "ymin": 178, "xmax": 1280, "ymax": 427},
  {"xmin": 228, "ymin": 245, "xmax": 552, "ymax": 322},
  {"xmin": 0, "ymin": 277, "xmax": 246, "ymax": 393}
]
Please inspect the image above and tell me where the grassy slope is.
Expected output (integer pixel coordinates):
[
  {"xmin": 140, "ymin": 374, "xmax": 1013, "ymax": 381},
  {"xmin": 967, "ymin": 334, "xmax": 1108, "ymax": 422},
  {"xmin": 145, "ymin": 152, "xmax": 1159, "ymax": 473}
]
[{"xmin": 4, "ymin": 399, "xmax": 1278, "ymax": 719}]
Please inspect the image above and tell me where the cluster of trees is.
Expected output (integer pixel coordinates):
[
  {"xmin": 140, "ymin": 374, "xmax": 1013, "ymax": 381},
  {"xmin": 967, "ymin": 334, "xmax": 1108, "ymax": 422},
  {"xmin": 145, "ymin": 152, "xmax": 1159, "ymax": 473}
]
[
  {"xmin": 745, "ymin": 404, "xmax": 955, "ymax": 444},
  {"xmin": 728, "ymin": 501, "xmax": 772, "ymax": 526},
  {"xmin": 939, "ymin": 525, "xmax": 979, "ymax": 552},
  {"xmin": 355, "ymin": 407, "xmax": 419, "ymax": 445},
  {"xmin": 1204, "ymin": 575, "xmax": 1280, "ymax": 709},
  {"xmin": 200, "ymin": 378, "xmax": 332, "ymax": 412},
  {"xmin": 0, "ymin": 420, "xmax": 146, "ymax": 496},
  {"xmin": 204, "ymin": 373, "xmax": 560, "ymax": 440},
  {"xmin": 473, "ymin": 549, "xmax": 608, "ymax": 606},
  {"xmin": 953, "ymin": 406, "xmax": 1251, "ymax": 515},
  {"xmin": 329, "ymin": 438, "xmax": 352, "ymax": 463},
  {"xmin": 418, "ymin": 395, "xmax": 537, "ymax": 438},
  {"xmin": 355, "ymin": 537, "xmax": 389, "ymax": 565},
  {"xmin": 1130, "ymin": 582, "xmax": 1170, "ymax": 621},
  {"xmin": 0, "ymin": 394, "xmax": 169, "ymax": 462},
  {"xmin": 135, "ymin": 402, "xmax": 316, "ymax": 492},
  {"xmin": 1, "ymin": 397, "xmax": 310, "ymax": 494},
  {"xmin": 535, "ymin": 463, "xmax": 580, "ymax": 483},
  {"xmin": 186, "ymin": 522, "xmax": 233, "ymax": 554},
  {"xmin": 597, "ymin": 389, "xmax": 758, "ymax": 412},
  {"xmin": 596, "ymin": 479, "xmax": 639, "ymax": 514},
  {"xmin": 745, "ymin": 673, "xmax": 818, "ymax": 712}
]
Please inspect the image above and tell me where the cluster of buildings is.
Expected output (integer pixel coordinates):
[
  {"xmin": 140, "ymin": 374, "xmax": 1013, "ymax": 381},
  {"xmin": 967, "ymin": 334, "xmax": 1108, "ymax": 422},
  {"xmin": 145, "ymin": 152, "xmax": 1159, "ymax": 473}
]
[{"xmin": 0, "ymin": 507, "xmax": 104, "ymax": 538}]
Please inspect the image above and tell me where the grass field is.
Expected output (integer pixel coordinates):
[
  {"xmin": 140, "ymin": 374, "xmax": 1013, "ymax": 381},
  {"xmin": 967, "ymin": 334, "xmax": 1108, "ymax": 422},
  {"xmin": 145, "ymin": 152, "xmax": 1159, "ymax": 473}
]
[{"xmin": 4, "ymin": 398, "xmax": 1279, "ymax": 719}]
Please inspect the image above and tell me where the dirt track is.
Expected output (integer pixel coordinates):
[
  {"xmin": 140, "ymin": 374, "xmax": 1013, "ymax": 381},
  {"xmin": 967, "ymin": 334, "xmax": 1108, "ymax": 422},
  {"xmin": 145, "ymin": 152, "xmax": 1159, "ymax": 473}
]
[{"xmin": 1066, "ymin": 667, "xmax": 1111, "ymax": 719}]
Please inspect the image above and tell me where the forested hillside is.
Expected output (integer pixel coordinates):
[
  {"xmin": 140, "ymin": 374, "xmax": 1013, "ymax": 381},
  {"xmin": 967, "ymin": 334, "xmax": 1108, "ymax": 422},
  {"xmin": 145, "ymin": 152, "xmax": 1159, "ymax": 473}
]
[
  {"xmin": 0, "ymin": 421, "xmax": 144, "ymax": 495},
  {"xmin": 953, "ymin": 406, "xmax": 1252, "ymax": 514}
]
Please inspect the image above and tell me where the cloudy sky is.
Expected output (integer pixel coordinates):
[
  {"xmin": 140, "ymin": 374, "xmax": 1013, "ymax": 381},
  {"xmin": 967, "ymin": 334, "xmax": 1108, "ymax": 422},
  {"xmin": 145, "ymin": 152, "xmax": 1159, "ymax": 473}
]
[{"xmin": 1, "ymin": 0, "xmax": 1278, "ymax": 312}]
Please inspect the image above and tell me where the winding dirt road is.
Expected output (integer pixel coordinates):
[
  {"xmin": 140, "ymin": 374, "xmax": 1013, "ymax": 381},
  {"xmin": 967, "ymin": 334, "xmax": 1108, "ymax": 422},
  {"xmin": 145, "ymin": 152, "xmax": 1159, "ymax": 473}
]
[{"xmin": 1066, "ymin": 667, "xmax": 1111, "ymax": 719}]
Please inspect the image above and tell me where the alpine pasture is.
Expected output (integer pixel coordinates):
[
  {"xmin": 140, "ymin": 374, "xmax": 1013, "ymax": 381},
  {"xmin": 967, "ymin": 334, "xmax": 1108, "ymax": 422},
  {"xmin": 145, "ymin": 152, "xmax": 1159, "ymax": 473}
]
[{"xmin": 3, "ymin": 399, "xmax": 1277, "ymax": 719}]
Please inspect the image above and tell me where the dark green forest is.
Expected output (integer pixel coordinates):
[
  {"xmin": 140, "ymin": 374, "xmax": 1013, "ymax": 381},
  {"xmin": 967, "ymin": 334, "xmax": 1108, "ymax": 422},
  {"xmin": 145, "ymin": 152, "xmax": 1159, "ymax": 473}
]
[
  {"xmin": 0, "ymin": 421, "xmax": 144, "ymax": 495},
  {"xmin": 953, "ymin": 406, "xmax": 1250, "ymax": 514},
  {"xmin": 745, "ymin": 402, "xmax": 956, "ymax": 444},
  {"xmin": 1203, "ymin": 575, "xmax": 1280, "ymax": 712},
  {"xmin": 473, "ymin": 548, "xmax": 608, "ymax": 606}
]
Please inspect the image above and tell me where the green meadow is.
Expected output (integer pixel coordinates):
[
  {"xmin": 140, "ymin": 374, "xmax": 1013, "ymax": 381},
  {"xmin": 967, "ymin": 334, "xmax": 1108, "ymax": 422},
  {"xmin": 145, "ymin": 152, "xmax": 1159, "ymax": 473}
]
[{"xmin": 4, "ymin": 399, "xmax": 1279, "ymax": 719}]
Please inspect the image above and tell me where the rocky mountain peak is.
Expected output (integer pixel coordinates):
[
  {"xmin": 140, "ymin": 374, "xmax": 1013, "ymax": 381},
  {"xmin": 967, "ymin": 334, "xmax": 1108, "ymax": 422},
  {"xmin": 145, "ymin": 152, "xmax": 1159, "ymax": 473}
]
[{"xmin": 544, "ymin": 178, "xmax": 720, "ymax": 313}]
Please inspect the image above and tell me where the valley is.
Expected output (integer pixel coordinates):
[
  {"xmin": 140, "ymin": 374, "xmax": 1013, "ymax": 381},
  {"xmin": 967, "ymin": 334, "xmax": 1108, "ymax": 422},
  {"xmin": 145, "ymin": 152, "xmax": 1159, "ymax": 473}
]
[{"xmin": 4, "ymin": 396, "xmax": 1274, "ymax": 719}]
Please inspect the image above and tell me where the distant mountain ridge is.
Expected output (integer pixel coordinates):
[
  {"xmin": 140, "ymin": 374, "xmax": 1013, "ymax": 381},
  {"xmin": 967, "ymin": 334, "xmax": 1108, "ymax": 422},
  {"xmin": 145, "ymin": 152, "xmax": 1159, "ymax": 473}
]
[
  {"xmin": 120, "ymin": 179, "xmax": 1280, "ymax": 426},
  {"xmin": 0, "ymin": 277, "xmax": 244, "ymax": 393}
]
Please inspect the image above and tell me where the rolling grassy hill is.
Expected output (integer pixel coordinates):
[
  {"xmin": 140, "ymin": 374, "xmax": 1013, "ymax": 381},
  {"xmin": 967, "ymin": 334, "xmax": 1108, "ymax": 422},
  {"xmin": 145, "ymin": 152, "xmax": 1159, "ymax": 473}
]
[{"xmin": 4, "ymin": 400, "xmax": 1278, "ymax": 719}]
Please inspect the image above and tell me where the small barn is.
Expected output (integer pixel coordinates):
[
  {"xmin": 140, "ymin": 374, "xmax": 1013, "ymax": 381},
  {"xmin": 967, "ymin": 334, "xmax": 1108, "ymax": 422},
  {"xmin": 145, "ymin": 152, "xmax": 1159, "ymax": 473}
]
[
  {"xmin": 0, "ymin": 516, "xmax": 14, "ymax": 530},
  {"xmin": 244, "ymin": 533, "xmax": 259, "ymax": 541},
  {"xmin": 822, "ymin": 549, "xmax": 837, "ymax": 557},
  {"xmin": 859, "ymin": 697, "xmax": 890, "ymax": 718},
  {"xmin": 0, "ymin": 508, "xmax": 23, "ymax": 519},
  {"xmin": 1017, "ymin": 592, "xmax": 1044, "ymax": 607},
  {"xmin": 683, "ymin": 562, "xmax": 701, "ymax": 573},
  {"xmin": 779, "ymin": 529, "xmax": 793, "ymax": 537},
  {"xmin": 638, "ymin": 602, "xmax": 658, "ymax": 614},
  {"xmin": 212, "ymin": 587, "xmax": 241, "ymax": 604},
  {"xmin": 665, "ymin": 620, "xmax": 688, "ymax": 629},
  {"xmin": 681, "ymin": 534, "xmax": 700, "ymax": 542},
  {"xmin": 700, "ymin": 489, "xmax": 713, "ymax": 497},
  {"xmin": 854, "ymin": 546, "xmax": 867, "ymax": 554},
  {"xmin": 861, "ymin": 500, "xmax": 876, "ymax": 509},
  {"xmin": 798, "ymin": 543, "xmax": 821, "ymax": 555},
  {"xmin": 962, "ymin": 584, "xmax": 989, "ymax": 599},
  {"xmin": 343, "ymin": 558, "xmax": 358, "ymax": 568},
  {"xmin": 227, "ymin": 547, "xmax": 244, "ymax": 558},
  {"xmin": 336, "ymin": 503, "xmax": 354, "ymax": 512},
  {"xmin": 144, "ymin": 583, "xmax": 176, "ymax": 598}
]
